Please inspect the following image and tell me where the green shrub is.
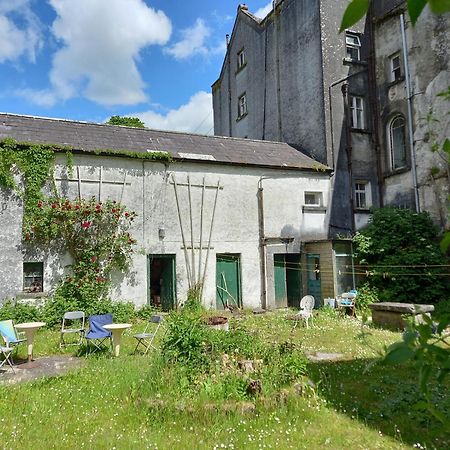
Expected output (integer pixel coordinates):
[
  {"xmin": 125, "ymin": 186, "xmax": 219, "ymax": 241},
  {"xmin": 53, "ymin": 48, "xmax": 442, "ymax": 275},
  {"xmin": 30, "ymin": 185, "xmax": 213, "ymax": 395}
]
[
  {"xmin": 0, "ymin": 299, "xmax": 41, "ymax": 323},
  {"xmin": 353, "ymin": 208, "xmax": 450, "ymax": 304},
  {"xmin": 182, "ymin": 284, "xmax": 204, "ymax": 313},
  {"xmin": 355, "ymin": 283, "xmax": 379, "ymax": 312},
  {"xmin": 136, "ymin": 304, "xmax": 158, "ymax": 320}
]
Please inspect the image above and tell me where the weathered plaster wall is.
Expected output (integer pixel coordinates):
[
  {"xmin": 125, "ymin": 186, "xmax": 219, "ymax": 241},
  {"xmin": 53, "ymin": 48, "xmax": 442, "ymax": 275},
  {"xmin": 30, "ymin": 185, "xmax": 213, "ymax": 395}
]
[
  {"xmin": 1, "ymin": 154, "xmax": 331, "ymax": 308},
  {"xmin": 374, "ymin": 7, "xmax": 450, "ymax": 226},
  {"xmin": 0, "ymin": 189, "xmax": 23, "ymax": 301}
]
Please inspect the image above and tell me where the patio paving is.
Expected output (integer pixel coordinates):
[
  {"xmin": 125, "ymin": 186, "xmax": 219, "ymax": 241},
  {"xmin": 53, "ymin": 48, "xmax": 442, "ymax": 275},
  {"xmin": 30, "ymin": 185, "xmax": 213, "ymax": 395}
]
[{"xmin": 0, "ymin": 356, "xmax": 85, "ymax": 384}]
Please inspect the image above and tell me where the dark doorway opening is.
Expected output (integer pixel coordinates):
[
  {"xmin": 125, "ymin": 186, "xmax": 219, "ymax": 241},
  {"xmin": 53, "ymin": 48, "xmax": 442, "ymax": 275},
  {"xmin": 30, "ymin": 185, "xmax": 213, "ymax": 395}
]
[
  {"xmin": 274, "ymin": 253, "xmax": 302, "ymax": 308},
  {"xmin": 148, "ymin": 255, "xmax": 176, "ymax": 311}
]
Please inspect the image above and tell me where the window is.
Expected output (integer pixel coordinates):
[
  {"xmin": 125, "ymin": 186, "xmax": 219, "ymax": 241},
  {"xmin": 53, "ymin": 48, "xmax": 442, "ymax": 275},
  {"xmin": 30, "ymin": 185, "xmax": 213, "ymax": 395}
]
[
  {"xmin": 237, "ymin": 49, "xmax": 245, "ymax": 70},
  {"xmin": 238, "ymin": 93, "xmax": 247, "ymax": 118},
  {"xmin": 345, "ymin": 32, "xmax": 361, "ymax": 61},
  {"xmin": 354, "ymin": 181, "xmax": 370, "ymax": 209},
  {"xmin": 23, "ymin": 262, "xmax": 43, "ymax": 293},
  {"xmin": 390, "ymin": 53, "xmax": 402, "ymax": 82},
  {"xmin": 304, "ymin": 192, "xmax": 323, "ymax": 207},
  {"xmin": 389, "ymin": 115, "xmax": 407, "ymax": 170},
  {"xmin": 350, "ymin": 96, "xmax": 364, "ymax": 129}
]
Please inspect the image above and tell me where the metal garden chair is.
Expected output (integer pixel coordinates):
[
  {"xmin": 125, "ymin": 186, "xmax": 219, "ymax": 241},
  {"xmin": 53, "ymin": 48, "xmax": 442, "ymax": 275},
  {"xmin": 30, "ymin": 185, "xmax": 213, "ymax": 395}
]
[
  {"xmin": 60, "ymin": 311, "xmax": 86, "ymax": 348},
  {"xmin": 133, "ymin": 315, "xmax": 164, "ymax": 355},
  {"xmin": 0, "ymin": 344, "xmax": 15, "ymax": 373},
  {"xmin": 0, "ymin": 319, "xmax": 26, "ymax": 351}
]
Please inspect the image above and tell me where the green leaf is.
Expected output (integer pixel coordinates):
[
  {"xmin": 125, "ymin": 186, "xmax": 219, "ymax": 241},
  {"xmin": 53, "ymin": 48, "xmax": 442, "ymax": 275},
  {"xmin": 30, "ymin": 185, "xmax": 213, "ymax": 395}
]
[
  {"xmin": 384, "ymin": 343, "xmax": 415, "ymax": 364},
  {"xmin": 339, "ymin": 0, "xmax": 370, "ymax": 33},
  {"xmin": 440, "ymin": 231, "xmax": 450, "ymax": 253},
  {"xmin": 408, "ymin": 0, "xmax": 428, "ymax": 25},
  {"xmin": 443, "ymin": 138, "xmax": 450, "ymax": 154},
  {"xmin": 429, "ymin": 0, "xmax": 450, "ymax": 14}
]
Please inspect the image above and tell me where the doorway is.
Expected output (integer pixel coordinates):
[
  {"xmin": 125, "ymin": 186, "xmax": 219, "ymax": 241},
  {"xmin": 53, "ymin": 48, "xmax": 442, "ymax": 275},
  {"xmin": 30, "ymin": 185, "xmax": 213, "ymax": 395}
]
[
  {"xmin": 274, "ymin": 253, "xmax": 302, "ymax": 308},
  {"xmin": 306, "ymin": 254, "xmax": 321, "ymax": 308},
  {"xmin": 147, "ymin": 255, "xmax": 176, "ymax": 311}
]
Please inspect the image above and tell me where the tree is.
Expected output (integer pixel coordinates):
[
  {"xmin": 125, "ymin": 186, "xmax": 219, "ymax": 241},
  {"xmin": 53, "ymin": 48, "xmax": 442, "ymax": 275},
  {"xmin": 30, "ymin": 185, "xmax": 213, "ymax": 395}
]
[
  {"xmin": 353, "ymin": 208, "xmax": 449, "ymax": 304},
  {"xmin": 340, "ymin": 0, "xmax": 450, "ymax": 32},
  {"xmin": 107, "ymin": 116, "xmax": 145, "ymax": 128}
]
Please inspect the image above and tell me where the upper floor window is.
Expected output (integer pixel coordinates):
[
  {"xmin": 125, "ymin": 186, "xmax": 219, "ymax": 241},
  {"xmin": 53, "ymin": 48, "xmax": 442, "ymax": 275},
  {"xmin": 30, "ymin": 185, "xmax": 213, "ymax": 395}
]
[
  {"xmin": 237, "ymin": 49, "xmax": 246, "ymax": 70},
  {"xmin": 354, "ymin": 181, "xmax": 370, "ymax": 209},
  {"xmin": 345, "ymin": 32, "xmax": 361, "ymax": 61},
  {"xmin": 23, "ymin": 262, "xmax": 43, "ymax": 293},
  {"xmin": 389, "ymin": 115, "xmax": 407, "ymax": 170},
  {"xmin": 238, "ymin": 93, "xmax": 247, "ymax": 118},
  {"xmin": 390, "ymin": 53, "xmax": 402, "ymax": 82},
  {"xmin": 350, "ymin": 96, "xmax": 364, "ymax": 129}
]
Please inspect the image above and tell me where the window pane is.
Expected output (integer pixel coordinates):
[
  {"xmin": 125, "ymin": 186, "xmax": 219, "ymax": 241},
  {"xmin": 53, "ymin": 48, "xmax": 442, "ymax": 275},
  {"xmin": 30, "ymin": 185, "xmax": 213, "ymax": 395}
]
[
  {"xmin": 391, "ymin": 117, "xmax": 407, "ymax": 168},
  {"xmin": 23, "ymin": 262, "xmax": 44, "ymax": 292}
]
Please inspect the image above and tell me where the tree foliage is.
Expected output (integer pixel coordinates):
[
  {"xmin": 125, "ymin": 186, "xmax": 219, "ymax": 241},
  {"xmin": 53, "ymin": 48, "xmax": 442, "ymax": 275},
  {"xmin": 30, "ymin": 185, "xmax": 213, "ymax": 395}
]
[
  {"xmin": 107, "ymin": 116, "xmax": 145, "ymax": 128},
  {"xmin": 353, "ymin": 208, "xmax": 450, "ymax": 304},
  {"xmin": 340, "ymin": 0, "xmax": 450, "ymax": 31}
]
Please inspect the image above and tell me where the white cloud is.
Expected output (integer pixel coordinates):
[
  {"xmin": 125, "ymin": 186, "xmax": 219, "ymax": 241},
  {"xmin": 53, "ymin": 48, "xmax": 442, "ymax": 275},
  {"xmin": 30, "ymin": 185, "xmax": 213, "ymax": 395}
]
[
  {"xmin": 132, "ymin": 91, "xmax": 213, "ymax": 134},
  {"xmin": 254, "ymin": 1, "xmax": 273, "ymax": 19},
  {"xmin": 165, "ymin": 19, "xmax": 211, "ymax": 60},
  {"xmin": 23, "ymin": 0, "xmax": 172, "ymax": 107},
  {"xmin": 0, "ymin": 0, "xmax": 43, "ymax": 63}
]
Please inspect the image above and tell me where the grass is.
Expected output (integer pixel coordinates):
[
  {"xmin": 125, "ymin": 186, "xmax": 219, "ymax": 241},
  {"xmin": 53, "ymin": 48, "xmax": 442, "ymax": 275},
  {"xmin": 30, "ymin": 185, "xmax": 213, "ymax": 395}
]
[{"xmin": 0, "ymin": 309, "xmax": 449, "ymax": 449}]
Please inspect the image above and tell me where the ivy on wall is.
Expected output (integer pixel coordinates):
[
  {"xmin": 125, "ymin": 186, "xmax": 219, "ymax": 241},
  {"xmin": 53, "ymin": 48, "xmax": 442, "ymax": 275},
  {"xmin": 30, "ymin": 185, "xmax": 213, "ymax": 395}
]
[{"xmin": 0, "ymin": 138, "xmax": 159, "ymax": 310}]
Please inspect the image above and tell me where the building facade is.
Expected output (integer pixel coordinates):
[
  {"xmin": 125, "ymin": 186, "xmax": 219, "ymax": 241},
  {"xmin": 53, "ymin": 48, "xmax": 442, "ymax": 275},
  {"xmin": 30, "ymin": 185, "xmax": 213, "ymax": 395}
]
[
  {"xmin": 0, "ymin": 113, "xmax": 348, "ymax": 309},
  {"xmin": 212, "ymin": 0, "xmax": 449, "ymax": 233}
]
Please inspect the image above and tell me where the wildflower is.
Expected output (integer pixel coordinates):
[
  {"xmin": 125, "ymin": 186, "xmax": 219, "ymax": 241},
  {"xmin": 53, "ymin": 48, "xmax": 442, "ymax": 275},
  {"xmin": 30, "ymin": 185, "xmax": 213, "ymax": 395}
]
[{"xmin": 81, "ymin": 221, "xmax": 91, "ymax": 229}]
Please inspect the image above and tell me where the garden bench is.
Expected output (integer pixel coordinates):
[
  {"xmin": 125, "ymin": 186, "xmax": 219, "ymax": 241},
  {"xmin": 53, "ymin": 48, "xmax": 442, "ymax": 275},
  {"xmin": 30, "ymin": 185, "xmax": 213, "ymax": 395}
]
[{"xmin": 368, "ymin": 302, "xmax": 434, "ymax": 330}]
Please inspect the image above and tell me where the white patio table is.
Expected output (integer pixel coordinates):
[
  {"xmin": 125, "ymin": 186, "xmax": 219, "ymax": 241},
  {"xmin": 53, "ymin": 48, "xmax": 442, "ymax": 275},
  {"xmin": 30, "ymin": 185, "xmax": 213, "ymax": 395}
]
[
  {"xmin": 14, "ymin": 321, "xmax": 46, "ymax": 363},
  {"xmin": 102, "ymin": 323, "xmax": 132, "ymax": 357}
]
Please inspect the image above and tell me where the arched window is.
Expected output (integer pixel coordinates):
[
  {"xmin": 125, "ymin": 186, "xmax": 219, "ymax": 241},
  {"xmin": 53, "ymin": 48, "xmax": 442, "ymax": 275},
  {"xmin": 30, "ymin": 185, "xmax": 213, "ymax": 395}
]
[{"xmin": 389, "ymin": 115, "xmax": 407, "ymax": 170}]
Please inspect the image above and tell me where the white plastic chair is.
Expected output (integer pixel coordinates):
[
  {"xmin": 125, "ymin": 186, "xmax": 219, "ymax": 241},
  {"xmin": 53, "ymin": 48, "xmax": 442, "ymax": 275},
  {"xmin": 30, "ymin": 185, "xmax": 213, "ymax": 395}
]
[{"xmin": 292, "ymin": 295, "xmax": 315, "ymax": 329}]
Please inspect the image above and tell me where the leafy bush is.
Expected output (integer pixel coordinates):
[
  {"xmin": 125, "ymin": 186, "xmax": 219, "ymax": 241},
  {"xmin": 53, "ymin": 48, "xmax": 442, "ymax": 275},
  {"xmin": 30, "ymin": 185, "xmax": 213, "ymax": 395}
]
[
  {"xmin": 182, "ymin": 284, "xmax": 204, "ymax": 313},
  {"xmin": 0, "ymin": 299, "xmax": 41, "ymax": 323},
  {"xmin": 355, "ymin": 283, "xmax": 379, "ymax": 312},
  {"xmin": 353, "ymin": 208, "xmax": 449, "ymax": 304},
  {"xmin": 136, "ymin": 304, "xmax": 158, "ymax": 320}
]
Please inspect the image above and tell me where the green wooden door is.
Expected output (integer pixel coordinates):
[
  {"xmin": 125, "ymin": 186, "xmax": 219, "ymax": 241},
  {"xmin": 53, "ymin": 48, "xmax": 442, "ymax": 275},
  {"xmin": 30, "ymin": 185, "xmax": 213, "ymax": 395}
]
[
  {"xmin": 216, "ymin": 254, "xmax": 241, "ymax": 309},
  {"xmin": 286, "ymin": 254, "xmax": 302, "ymax": 308},
  {"xmin": 307, "ymin": 254, "xmax": 321, "ymax": 308},
  {"xmin": 160, "ymin": 256, "xmax": 176, "ymax": 311},
  {"xmin": 274, "ymin": 254, "xmax": 287, "ymax": 308}
]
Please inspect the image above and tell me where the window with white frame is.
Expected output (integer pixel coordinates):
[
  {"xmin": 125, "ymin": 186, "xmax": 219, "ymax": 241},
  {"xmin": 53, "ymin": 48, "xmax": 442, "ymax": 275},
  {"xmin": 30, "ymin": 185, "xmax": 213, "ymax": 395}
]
[
  {"xmin": 237, "ymin": 49, "xmax": 245, "ymax": 70},
  {"xmin": 304, "ymin": 192, "xmax": 323, "ymax": 207},
  {"xmin": 345, "ymin": 32, "xmax": 361, "ymax": 61},
  {"xmin": 350, "ymin": 96, "xmax": 364, "ymax": 129},
  {"xmin": 390, "ymin": 53, "xmax": 402, "ymax": 82},
  {"xmin": 389, "ymin": 115, "xmax": 407, "ymax": 170},
  {"xmin": 354, "ymin": 181, "xmax": 370, "ymax": 209},
  {"xmin": 238, "ymin": 93, "xmax": 247, "ymax": 118}
]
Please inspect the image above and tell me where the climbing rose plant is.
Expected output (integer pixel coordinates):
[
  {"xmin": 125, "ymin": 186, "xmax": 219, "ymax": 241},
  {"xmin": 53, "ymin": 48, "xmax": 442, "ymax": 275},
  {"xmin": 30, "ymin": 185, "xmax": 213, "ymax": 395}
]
[{"xmin": 27, "ymin": 197, "xmax": 137, "ymax": 307}]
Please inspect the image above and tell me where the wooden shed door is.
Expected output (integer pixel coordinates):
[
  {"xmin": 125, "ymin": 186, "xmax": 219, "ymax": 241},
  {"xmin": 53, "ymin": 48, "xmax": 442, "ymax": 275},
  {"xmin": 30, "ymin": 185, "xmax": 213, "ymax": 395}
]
[
  {"xmin": 307, "ymin": 254, "xmax": 321, "ymax": 308},
  {"xmin": 216, "ymin": 254, "xmax": 241, "ymax": 309}
]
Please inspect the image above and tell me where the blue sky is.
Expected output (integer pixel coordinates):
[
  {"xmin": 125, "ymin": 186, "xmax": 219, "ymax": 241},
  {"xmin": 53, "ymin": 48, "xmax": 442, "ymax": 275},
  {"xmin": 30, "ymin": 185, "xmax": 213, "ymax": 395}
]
[{"xmin": 0, "ymin": 0, "xmax": 274, "ymax": 134}]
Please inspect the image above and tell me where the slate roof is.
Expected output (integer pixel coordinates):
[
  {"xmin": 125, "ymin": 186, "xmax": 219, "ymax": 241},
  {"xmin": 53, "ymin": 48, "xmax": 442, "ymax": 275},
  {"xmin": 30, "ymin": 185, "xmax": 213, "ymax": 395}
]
[{"xmin": 0, "ymin": 113, "xmax": 329, "ymax": 172}]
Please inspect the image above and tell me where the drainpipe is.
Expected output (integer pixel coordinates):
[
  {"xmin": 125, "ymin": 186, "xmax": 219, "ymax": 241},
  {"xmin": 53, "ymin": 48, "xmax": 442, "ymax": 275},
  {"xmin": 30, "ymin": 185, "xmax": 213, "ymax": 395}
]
[
  {"xmin": 226, "ymin": 34, "xmax": 232, "ymax": 136},
  {"xmin": 257, "ymin": 178, "xmax": 267, "ymax": 309},
  {"xmin": 342, "ymin": 83, "xmax": 356, "ymax": 233},
  {"xmin": 400, "ymin": 13, "xmax": 420, "ymax": 212}
]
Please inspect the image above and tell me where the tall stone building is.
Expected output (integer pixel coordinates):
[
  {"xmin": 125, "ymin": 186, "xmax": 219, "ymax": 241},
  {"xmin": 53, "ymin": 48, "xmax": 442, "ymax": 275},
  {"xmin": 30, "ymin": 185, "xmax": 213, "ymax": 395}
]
[{"xmin": 212, "ymin": 0, "xmax": 450, "ymax": 234}]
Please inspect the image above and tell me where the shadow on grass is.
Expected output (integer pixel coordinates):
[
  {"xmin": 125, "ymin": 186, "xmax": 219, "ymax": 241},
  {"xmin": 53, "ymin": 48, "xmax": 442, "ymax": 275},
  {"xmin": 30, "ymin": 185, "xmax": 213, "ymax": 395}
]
[{"xmin": 307, "ymin": 356, "xmax": 450, "ymax": 449}]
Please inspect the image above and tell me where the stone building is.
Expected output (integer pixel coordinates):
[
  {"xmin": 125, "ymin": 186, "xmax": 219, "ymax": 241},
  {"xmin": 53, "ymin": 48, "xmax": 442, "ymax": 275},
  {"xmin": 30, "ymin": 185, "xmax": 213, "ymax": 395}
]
[
  {"xmin": 212, "ymin": 0, "xmax": 449, "ymax": 233},
  {"xmin": 0, "ymin": 113, "xmax": 350, "ymax": 309}
]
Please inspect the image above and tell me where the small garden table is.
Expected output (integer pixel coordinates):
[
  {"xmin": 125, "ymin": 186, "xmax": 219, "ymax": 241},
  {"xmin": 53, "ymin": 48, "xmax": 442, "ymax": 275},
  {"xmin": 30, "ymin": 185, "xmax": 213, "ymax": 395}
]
[
  {"xmin": 14, "ymin": 322, "xmax": 46, "ymax": 363},
  {"xmin": 102, "ymin": 323, "xmax": 132, "ymax": 357}
]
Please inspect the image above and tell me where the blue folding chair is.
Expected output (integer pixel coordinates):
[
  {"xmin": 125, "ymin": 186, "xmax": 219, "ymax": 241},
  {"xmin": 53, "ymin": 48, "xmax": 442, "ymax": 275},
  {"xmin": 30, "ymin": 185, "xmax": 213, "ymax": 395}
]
[{"xmin": 85, "ymin": 314, "xmax": 113, "ymax": 354}]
